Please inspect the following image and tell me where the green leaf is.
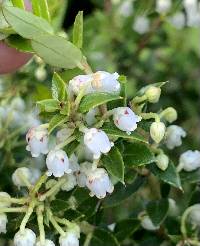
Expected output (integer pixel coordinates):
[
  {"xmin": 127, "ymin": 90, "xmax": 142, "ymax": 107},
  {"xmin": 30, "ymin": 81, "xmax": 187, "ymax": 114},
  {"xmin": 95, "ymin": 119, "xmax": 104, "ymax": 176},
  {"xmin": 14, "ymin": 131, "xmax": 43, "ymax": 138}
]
[
  {"xmin": 48, "ymin": 114, "xmax": 67, "ymax": 134},
  {"xmin": 102, "ymin": 122, "xmax": 148, "ymax": 143},
  {"xmin": 37, "ymin": 99, "xmax": 60, "ymax": 112},
  {"xmin": 73, "ymin": 11, "xmax": 83, "ymax": 49},
  {"xmin": 103, "ymin": 176, "xmax": 146, "ymax": 208},
  {"xmin": 64, "ymin": 140, "xmax": 79, "ymax": 157},
  {"xmin": 149, "ymin": 161, "xmax": 182, "ymax": 190},
  {"xmin": 101, "ymin": 147, "xmax": 124, "ymax": 183},
  {"xmin": 146, "ymin": 199, "xmax": 169, "ymax": 226},
  {"xmin": 51, "ymin": 199, "xmax": 70, "ymax": 213},
  {"xmin": 52, "ymin": 72, "xmax": 66, "ymax": 101},
  {"xmin": 79, "ymin": 93, "xmax": 121, "ymax": 113},
  {"xmin": 180, "ymin": 169, "xmax": 200, "ymax": 184},
  {"xmin": 2, "ymin": 5, "xmax": 53, "ymax": 39},
  {"xmin": 90, "ymin": 228, "xmax": 120, "ymax": 246},
  {"xmin": 123, "ymin": 142, "xmax": 154, "ymax": 167},
  {"xmin": 6, "ymin": 35, "xmax": 34, "ymax": 52},
  {"xmin": 114, "ymin": 219, "xmax": 140, "ymax": 242},
  {"xmin": 31, "ymin": 34, "xmax": 82, "ymax": 69}
]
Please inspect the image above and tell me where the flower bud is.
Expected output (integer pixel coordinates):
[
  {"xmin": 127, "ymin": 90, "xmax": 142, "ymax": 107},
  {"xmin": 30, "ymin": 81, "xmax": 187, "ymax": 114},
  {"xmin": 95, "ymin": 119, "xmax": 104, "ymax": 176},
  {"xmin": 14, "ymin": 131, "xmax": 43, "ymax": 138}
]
[
  {"xmin": 162, "ymin": 107, "xmax": 177, "ymax": 123},
  {"xmin": 0, "ymin": 213, "xmax": 7, "ymax": 234},
  {"xmin": 0, "ymin": 192, "xmax": 11, "ymax": 208},
  {"xmin": 61, "ymin": 174, "xmax": 77, "ymax": 192},
  {"xmin": 86, "ymin": 168, "xmax": 114, "ymax": 199},
  {"xmin": 84, "ymin": 128, "xmax": 113, "ymax": 159},
  {"xmin": 12, "ymin": 167, "xmax": 31, "ymax": 188},
  {"xmin": 14, "ymin": 228, "xmax": 36, "ymax": 246},
  {"xmin": 189, "ymin": 204, "xmax": 200, "ymax": 226},
  {"xmin": 133, "ymin": 16, "xmax": 150, "ymax": 34},
  {"xmin": 168, "ymin": 198, "xmax": 179, "ymax": 217},
  {"xmin": 76, "ymin": 162, "xmax": 93, "ymax": 187},
  {"xmin": 46, "ymin": 149, "xmax": 71, "ymax": 177},
  {"xmin": 59, "ymin": 227, "xmax": 80, "ymax": 246},
  {"xmin": 85, "ymin": 108, "xmax": 99, "ymax": 126},
  {"xmin": 178, "ymin": 150, "xmax": 200, "ymax": 172},
  {"xmin": 26, "ymin": 125, "xmax": 49, "ymax": 157},
  {"xmin": 36, "ymin": 239, "xmax": 55, "ymax": 246},
  {"xmin": 165, "ymin": 125, "xmax": 186, "ymax": 149},
  {"xmin": 35, "ymin": 66, "xmax": 47, "ymax": 81},
  {"xmin": 150, "ymin": 122, "xmax": 166, "ymax": 143},
  {"xmin": 140, "ymin": 213, "xmax": 159, "ymax": 231},
  {"xmin": 145, "ymin": 86, "xmax": 161, "ymax": 103},
  {"xmin": 156, "ymin": 153, "xmax": 169, "ymax": 171},
  {"xmin": 113, "ymin": 107, "xmax": 141, "ymax": 133},
  {"xmin": 29, "ymin": 168, "xmax": 41, "ymax": 185}
]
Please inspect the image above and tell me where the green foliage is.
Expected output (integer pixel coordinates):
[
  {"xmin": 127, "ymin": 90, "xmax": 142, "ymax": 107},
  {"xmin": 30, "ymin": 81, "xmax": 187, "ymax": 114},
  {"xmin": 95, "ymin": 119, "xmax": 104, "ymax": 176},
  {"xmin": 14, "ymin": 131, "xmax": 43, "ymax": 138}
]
[{"xmin": 73, "ymin": 11, "xmax": 83, "ymax": 49}]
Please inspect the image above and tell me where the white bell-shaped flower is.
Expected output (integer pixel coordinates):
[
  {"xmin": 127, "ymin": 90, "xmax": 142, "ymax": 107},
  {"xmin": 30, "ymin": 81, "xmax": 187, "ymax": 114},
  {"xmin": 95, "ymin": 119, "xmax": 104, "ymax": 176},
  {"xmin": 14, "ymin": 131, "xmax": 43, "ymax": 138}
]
[
  {"xmin": 46, "ymin": 149, "xmax": 71, "ymax": 177},
  {"xmin": 140, "ymin": 214, "xmax": 159, "ymax": 231},
  {"xmin": 0, "ymin": 213, "xmax": 7, "ymax": 234},
  {"xmin": 0, "ymin": 192, "xmax": 11, "ymax": 208},
  {"xmin": 84, "ymin": 128, "xmax": 113, "ymax": 159},
  {"xmin": 91, "ymin": 71, "xmax": 120, "ymax": 94},
  {"xmin": 36, "ymin": 239, "xmax": 55, "ymax": 246},
  {"xmin": 165, "ymin": 125, "xmax": 186, "ymax": 149},
  {"xmin": 169, "ymin": 12, "xmax": 185, "ymax": 29},
  {"xmin": 11, "ymin": 97, "xmax": 25, "ymax": 112},
  {"xmin": 59, "ymin": 228, "xmax": 80, "ymax": 246},
  {"xmin": 12, "ymin": 167, "xmax": 32, "ymax": 188},
  {"xmin": 61, "ymin": 174, "xmax": 77, "ymax": 192},
  {"xmin": 76, "ymin": 162, "xmax": 93, "ymax": 187},
  {"xmin": 132, "ymin": 16, "xmax": 150, "ymax": 34},
  {"xmin": 113, "ymin": 107, "xmax": 141, "ymax": 133},
  {"xmin": 86, "ymin": 168, "xmax": 114, "ymax": 199},
  {"xmin": 26, "ymin": 126, "xmax": 49, "ymax": 157},
  {"xmin": 68, "ymin": 74, "xmax": 94, "ymax": 96},
  {"xmin": 178, "ymin": 150, "xmax": 200, "ymax": 172},
  {"xmin": 150, "ymin": 122, "xmax": 166, "ymax": 143},
  {"xmin": 14, "ymin": 228, "xmax": 36, "ymax": 246},
  {"xmin": 156, "ymin": 0, "xmax": 171, "ymax": 14},
  {"xmin": 56, "ymin": 128, "xmax": 74, "ymax": 144}
]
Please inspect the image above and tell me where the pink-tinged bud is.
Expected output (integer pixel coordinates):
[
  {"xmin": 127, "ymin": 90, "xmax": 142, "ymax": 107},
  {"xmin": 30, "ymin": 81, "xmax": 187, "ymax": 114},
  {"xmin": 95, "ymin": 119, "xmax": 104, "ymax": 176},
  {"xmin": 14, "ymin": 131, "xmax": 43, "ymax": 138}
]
[
  {"xmin": 26, "ymin": 126, "xmax": 49, "ymax": 157},
  {"xmin": 86, "ymin": 168, "xmax": 114, "ymax": 199},
  {"xmin": 46, "ymin": 149, "xmax": 71, "ymax": 177},
  {"xmin": 84, "ymin": 128, "xmax": 113, "ymax": 159},
  {"xmin": 113, "ymin": 107, "xmax": 141, "ymax": 134}
]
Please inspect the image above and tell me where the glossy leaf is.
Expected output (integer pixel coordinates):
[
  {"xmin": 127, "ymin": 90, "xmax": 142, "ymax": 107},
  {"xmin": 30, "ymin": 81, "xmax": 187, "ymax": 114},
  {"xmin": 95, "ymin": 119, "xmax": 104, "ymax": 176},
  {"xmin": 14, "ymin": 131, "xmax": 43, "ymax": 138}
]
[
  {"xmin": 2, "ymin": 5, "xmax": 53, "ymax": 39},
  {"xmin": 73, "ymin": 11, "xmax": 83, "ymax": 49},
  {"xmin": 180, "ymin": 169, "xmax": 200, "ymax": 184},
  {"xmin": 146, "ymin": 198, "xmax": 169, "ymax": 226},
  {"xmin": 102, "ymin": 122, "xmax": 148, "ymax": 143},
  {"xmin": 48, "ymin": 114, "xmax": 67, "ymax": 134},
  {"xmin": 101, "ymin": 147, "xmax": 124, "ymax": 183},
  {"xmin": 90, "ymin": 228, "xmax": 120, "ymax": 246},
  {"xmin": 79, "ymin": 93, "xmax": 121, "ymax": 113},
  {"xmin": 149, "ymin": 161, "xmax": 182, "ymax": 190},
  {"xmin": 37, "ymin": 99, "xmax": 60, "ymax": 112},
  {"xmin": 52, "ymin": 72, "xmax": 67, "ymax": 101},
  {"xmin": 103, "ymin": 176, "xmax": 146, "ymax": 208},
  {"xmin": 31, "ymin": 34, "xmax": 82, "ymax": 69},
  {"xmin": 123, "ymin": 142, "xmax": 154, "ymax": 167}
]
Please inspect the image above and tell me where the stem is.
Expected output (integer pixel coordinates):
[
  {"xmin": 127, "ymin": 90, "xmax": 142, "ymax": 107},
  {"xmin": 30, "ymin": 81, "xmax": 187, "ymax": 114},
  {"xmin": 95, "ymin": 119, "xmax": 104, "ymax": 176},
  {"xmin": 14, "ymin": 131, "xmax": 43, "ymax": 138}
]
[
  {"xmin": 140, "ymin": 112, "xmax": 160, "ymax": 122},
  {"xmin": 38, "ymin": 0, "xmax": 51, "ymax": 22},
  {"xmin": 181, "ymin": 204, "xmax": 200, "ymax": 239},
  {"xmin": 132, "ymin": 95, "xmax": 147, "ymax": 104},
  {"xmin": 20, "ymin": 201, "xmax": 36, "ymax": 232},
  {"xmin": 94, "ymin": 110, "xmax": 114, "ymax": 128},
  {"xmin": 74, "ymin": 86, "xmax": 87, "ymax": 109},
  {"xmin": 0, "ymin": 197, "xmax": 28, "ymax": 204},
  {"xmin": 11, "ymin": 0, "xmax": 25, "ymax": 9},
  {"xmin": 0, "ymin": 207, "xmax": 27, "ymax": 213},
  {"xmin": 55, "ymin": 135, "xmax": 75, "ymax": 150},
  {"xmin": 39, "ymin": 177, "xmax": 66, "ymax": 201},
  {"xmin": 54, "ymin": 217, "xmax": 72, "ymax": 227},
  {"xmin": 31, "ymin": 173, "xmax": 48, "ymax": 197},
  {"xmin": 36, "ymin": 205, "xmax": 45, "ymax": 245},
  {"xmin": 83, "ymin": 233, "xmax": 93, "ymax": 246},
  {"xmin": 48, "ymin": 210, "xmax": 65, "ymax": 236}
]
